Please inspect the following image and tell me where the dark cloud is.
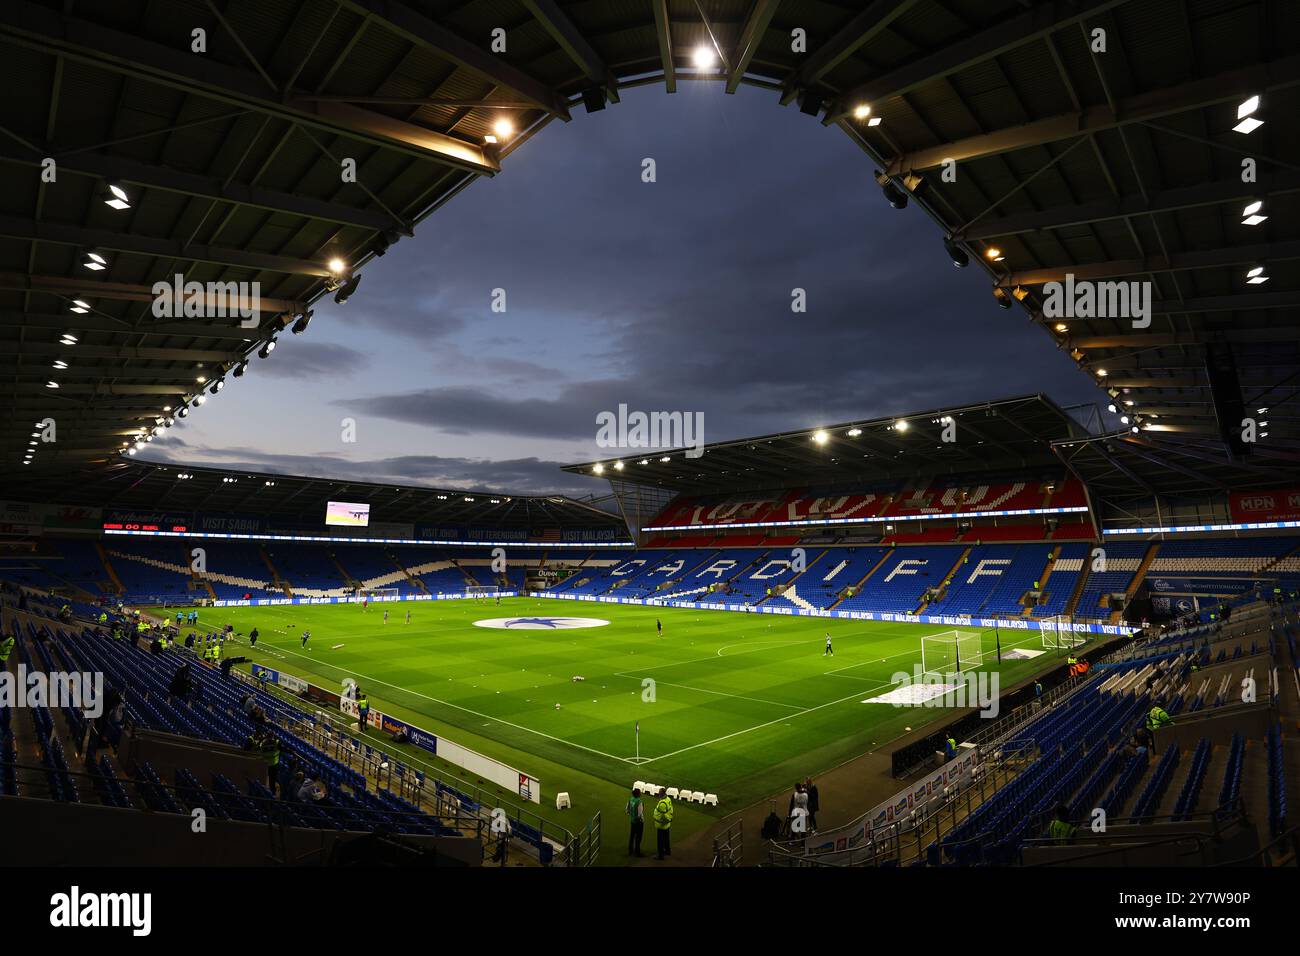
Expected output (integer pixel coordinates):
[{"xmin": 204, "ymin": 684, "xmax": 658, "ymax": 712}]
[
  {"xmin": 155, "ymin": 84, "xmax": 1108, "ymax": 495},
  {"xmin": 139, "ymin": 443, "xmax": 597, "ymax": 498}
]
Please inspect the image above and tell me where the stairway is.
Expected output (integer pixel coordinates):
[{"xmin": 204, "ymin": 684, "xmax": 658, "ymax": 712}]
[
  {"xmin": 827, "ymin": 548, "xmax": 894, "ymax": 610},
  {"xmin": 258, "ymin": 547, "xmax": 292, "ymax": 598},
  {"xmin": 94, "ymin": 541, "xmax": 124, "ymax": 596},
  {"xmin": 915, "ymin": 547, "xmax": 971, "ymax": 615},
  {"xmin": 1064, "ymin": 555, "xmax": 1093, "ymax": 618},
  {"xmin": 1112, "ymin": 543, "xmax": 1160, "ymax": 624},
  {"xmin": 1023, "ymin": 546, "xmax": 1061, "ymax": 617}
]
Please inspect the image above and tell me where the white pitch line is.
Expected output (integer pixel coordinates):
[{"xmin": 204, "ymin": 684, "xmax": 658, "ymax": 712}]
[
  {"xmin": 615, "ymin": 675, "xmax": 804, "ymax": 711},
  {"xmin": 238, "ymin": 631, "xmax": 634, "ymax": 764},
  {"xmin": 640, "ymin": 679, "xmax": 898, "ymax": 764}
]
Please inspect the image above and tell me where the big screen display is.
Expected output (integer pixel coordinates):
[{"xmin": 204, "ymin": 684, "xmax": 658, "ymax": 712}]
[{"xmin": 325, "ymin": 501, "xmax": 370, "ymax": 527}]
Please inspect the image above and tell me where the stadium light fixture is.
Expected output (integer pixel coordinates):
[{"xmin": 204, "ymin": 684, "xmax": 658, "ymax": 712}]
[
  {"xmin": 943, "ymin": 237, "xmax": 969, "ymax": 268},
  {"xmin": 46, "ymin": 380, "xmax": 59, "ymax": 388},
  {"xmin": 613, "ymin": 461, "xmax": 624, "ymax": 471},
  {"xmin": 985, "ymin": 247, "xmax": 1005, "ymax": 262},
  {"xmin": 659, "ymin": 456, "xmax": 670, "ymax": 463},
  {"xmin": 372, "ymin": 230, "xmax": 401, "ymax": 257},
  {"xmin": 60, "ymin": 333, "xmax": 78, "ymax": 344},
  {"xmin": 639, "ymin": 459, "xmax": 649, "ymax": 466},
  {"xmin": 291, "ymin": 310, "xmax": 313, "ymax": 334},
  {"xmin": 82, "ymin": 251, "xmax": 108, "ymax": 271},
  {"xmin": 852, "ymin": 104, "xmax": 871, "ymax": 120},
  {"xmin": 992, "ymin": 287, "xmax": 1013, "ymax": 309},
  {"xmin": 1011, "ymin": 286, "xmax": 1030, "ymax": 302},
  {"xmin": 847, "ymin": 427, "xmax": 862, "ymax": 437},
  {"xmin": 177, "ymin": 406, "xmax": 188, "ymax": 418},
  {"xmin": 52, "ymin": 360, "xmax": 67, "ymax": 369},
  {"xmin": 210, "ymin": 379, "xmax": 224, "ymax": 394},
  {"xmin": 1107, "ymin": 403, "xmax": 1118, "ymax": 413},
  {"xmin": 232, "ymin": 360, "xmax": 248, "ymax": 378},
  {"xmin": 894, "ymin": 419, "xmax": 909, "ymax": 432},
  {"xmin": 1246, "ymin": 264, "xmax": 1269, "ymax": 284},
  {"xmin": 127, "ymin": 447, "xmax": 137, "ymax": 456},
  {"xmin": 812, "ymin": 430, "xmax": 828, "ymax": 444},
  {"xmin": 492, "ymin": 118, "xmax": 515, "ymax": 140},
  {"xmin": 874, "ymin": 171, "xmax": 908, "ymax": 209},
  {"xmin": 692, "ymin": 45, "xmax": 717, "ymax": 69},
  {"xmin": 193, "ymin": 394, "xmax": 206, "ymax": 406},
  {"xmin": 69, "ymin": 301, "xmax": 90, "ymax": 314},
  {"xmin": 258, "ymin": 337, "xmax": 277, "ymax": 358},
  {"xmin": 334, "ymin": 274, "xmax": 361, "ymax": 305},
  {"xmin": 1096, "ymin": 368, "xmax": 1109, "ymax": 377},
  {"xmin": 593, "ymin": 463, "xmax": 604, "ymax": 475},
  {"xmin": 866, "ymin": 116, "xmax": 882, "ymax": 127},
  {"xmin": 1242, "ymin": 201, "xmax": 1267, "ymax": 226},
  {"xmin": 484, "ymin": 133, "xmax": 498, "ymax": 144},
  {"xmin": 1054, "ymin": 323, "xmax": 1068, "ymax": 332},
  {"xmin": 328, "ymin": 257, "xmax": 347, "ymax": 275},
  {"xmin": 1233, "ymin": 95, "xmax": 1262, "ymax": 134},
  {"xmin": 196, "ymin": 375, "xmax": 206, "ymax": 384},
  {"xmin": 102, "ymin": 184, "xmax": 131, "ymax": 210}
]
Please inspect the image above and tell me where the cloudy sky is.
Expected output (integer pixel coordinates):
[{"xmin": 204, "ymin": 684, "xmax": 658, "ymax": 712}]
[{"xmin": 142, "ymin": 82, "xmax": 1104, "ymax": 498}]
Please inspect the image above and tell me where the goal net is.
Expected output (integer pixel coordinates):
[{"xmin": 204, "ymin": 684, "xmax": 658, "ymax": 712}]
[
  {"xmin": 465, "ymin": 584, "xmax": 501, "ymax": 600},
  {"xmin": 357, "ymin": 587, "xmax": 399, "ymax": 600},
  {"xmin": 920, "ymin": 630, "xmax": 984, "ymax": 676},
  {"xmin": 1040, "ymin": 614, "xmax": 1086, "ymax": 649}
]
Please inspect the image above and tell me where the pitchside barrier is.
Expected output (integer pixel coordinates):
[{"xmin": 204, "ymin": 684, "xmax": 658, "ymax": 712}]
[
  {"xmin": 248, "ymin": 662, "xmax": 542, "ymax": 804},
  {"xmin": 772, "ymin": 746, "xmax": 985, "ymax": 865},
  {"xmin": 530, "ymin": 592, "xmax": 1138, "ymax": 637},
  {"xmin": 210, "ymin": 590, "xmax": 520, "ymax": 607}
]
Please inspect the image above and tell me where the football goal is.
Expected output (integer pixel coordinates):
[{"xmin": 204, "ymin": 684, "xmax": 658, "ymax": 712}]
[
  {"xmin": 1040, "ymin": 615, "xmax": 1086, "ymax": 650},
  {"xmin": 465, "ymin": 584, "xmax": 501, "ymax": 600},
  {"xmin": 920, "ymin": 630, "xmax": 985, "ymax": 676},
  {"xmin": 357, "ymin": 587, "xmax": 400, "ymax": 600}
]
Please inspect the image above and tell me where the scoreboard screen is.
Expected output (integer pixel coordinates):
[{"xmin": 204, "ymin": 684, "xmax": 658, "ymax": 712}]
[{"xmin": 325, "ymin": 501, "xmax": 370, "ymax": 527}]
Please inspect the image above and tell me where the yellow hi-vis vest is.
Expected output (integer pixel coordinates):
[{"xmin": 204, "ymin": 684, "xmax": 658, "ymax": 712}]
[{"xmin": 654, "ymin": 797, "xmax": 674, "ymax": 830}]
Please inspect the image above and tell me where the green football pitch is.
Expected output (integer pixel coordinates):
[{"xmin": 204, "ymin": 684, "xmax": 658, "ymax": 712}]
[{"xmin": 151, "ymin": 597, "xmax": 1072, "ymax": 860}]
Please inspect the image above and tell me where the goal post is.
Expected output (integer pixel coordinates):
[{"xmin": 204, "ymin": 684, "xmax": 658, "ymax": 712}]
[
  {"xmin": 920, "ymin": 630, "xmax": 984, "ymax": 676},
  {"xmin": 357, "ymin": 587, "xmax": 400, "ymax": 600},
  {"xmin": 465, "ymin": 584, "xmax": 501, "ymax": 600},
  {"xmin": 1040, "ymin": 614, "xmax": 1085, "ymax": 650}
]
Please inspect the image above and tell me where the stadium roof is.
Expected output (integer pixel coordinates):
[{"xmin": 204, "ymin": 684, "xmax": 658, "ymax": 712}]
[
  {"xmin": 562, "ymin": 392, "xmax": 1300, "ymax": 508},
  {"xmin": 562, "ymin": 394, "xmax": 1082, "ymax": 492},
  {"xmin": 0, "ymin": 456, "xmax": 624, "ymax": 529},
  {"xmin": 3, "ymin": 0, "xmax": 1297, "ymax": 490}
]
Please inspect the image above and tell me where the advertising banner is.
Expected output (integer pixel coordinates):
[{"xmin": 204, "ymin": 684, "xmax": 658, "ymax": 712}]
[{"xmin": 1229, "ymin": 487, "xmax": 1300, "ymax": 523}]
